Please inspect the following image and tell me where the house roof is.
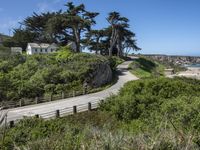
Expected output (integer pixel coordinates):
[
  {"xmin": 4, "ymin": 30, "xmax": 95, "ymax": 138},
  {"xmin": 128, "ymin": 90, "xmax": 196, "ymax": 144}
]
[{"xmin": 28, "ymin": 43, "xmax": 58, "ymax": 49}]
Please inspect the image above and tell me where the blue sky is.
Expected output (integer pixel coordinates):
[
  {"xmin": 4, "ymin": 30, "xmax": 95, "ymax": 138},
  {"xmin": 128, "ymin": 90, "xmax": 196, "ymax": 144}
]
[{"xmin": 0, "ymin": 0, "xmax": 200, "ymax": 56}]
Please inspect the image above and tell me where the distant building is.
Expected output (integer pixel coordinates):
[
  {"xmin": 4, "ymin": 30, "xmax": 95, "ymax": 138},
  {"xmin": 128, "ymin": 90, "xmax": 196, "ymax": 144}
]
[
  {"xmin": 11, "ymin": 47, "xmax": 22, "ymax": 54},
  {"xmin": 26, "ymin": 43, "xmax": 58, "ymax": 55}
]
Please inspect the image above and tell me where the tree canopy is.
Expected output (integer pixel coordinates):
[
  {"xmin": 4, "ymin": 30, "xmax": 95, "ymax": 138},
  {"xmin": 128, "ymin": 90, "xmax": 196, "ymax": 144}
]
[{"xmin": 3, "ymin": 2, "xmax": 140, "ymax": 57}]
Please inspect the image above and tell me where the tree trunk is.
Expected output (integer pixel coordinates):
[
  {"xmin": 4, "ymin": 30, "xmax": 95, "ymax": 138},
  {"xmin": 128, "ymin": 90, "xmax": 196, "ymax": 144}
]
[
  {"xmin": 117, "ymin": 39, "xmax": 120, "ymax": 57},
  {"xmin": 109, "ymin": 27, "xmax": 115, "ymax": 57},
  {"xmin": 96, "ymin": 37, "xmax": 100, "ymax": 55},
  {"xmin": 73, "ymin": 27, "xmax": 80, "ymax": 52},
  {"xmin": 117, "ymin": 38, "xmax": 122, "ymax": 57},
  {"xmin": 109, "ymin": 47, "xmax": 112, "ymax": 57},
  {"xmin": 109, "ymin": 28, "xmax": 118, "ymax": 57},
  {"xmin": 75, "ymin": 41, "xmax": 80, "ymax": 52}
]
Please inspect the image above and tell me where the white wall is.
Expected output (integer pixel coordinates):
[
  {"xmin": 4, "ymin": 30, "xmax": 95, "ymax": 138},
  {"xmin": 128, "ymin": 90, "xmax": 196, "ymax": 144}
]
[
  {"xmin": 26, "ymin": 45, "xmax": 32, "ymax": 55},
  {"xmin": 26, "ymin": 45, "xmax": 57, "ymax": 55}
]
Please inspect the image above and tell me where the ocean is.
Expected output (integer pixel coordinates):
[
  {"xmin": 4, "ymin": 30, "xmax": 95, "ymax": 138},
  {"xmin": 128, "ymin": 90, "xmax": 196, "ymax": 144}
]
[{"xmin": 185, "ymin": 64, "xmax": 200, "ymax": 68}]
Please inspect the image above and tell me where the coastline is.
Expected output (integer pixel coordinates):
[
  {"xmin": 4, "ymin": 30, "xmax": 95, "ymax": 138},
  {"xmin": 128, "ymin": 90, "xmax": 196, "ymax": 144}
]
[{"xmin": 177, "ymin": 66, "xmax": 200, "ymax": 79}]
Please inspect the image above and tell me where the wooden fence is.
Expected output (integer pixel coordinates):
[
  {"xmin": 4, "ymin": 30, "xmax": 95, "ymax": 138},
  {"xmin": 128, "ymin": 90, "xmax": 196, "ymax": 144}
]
[
  {"xmin": 0, "ymin": 88, "xmax": 88, "ymax": 109},
  {"xmin": 7, "ymin": 100, "xmax": 102, "ymax": 128}
]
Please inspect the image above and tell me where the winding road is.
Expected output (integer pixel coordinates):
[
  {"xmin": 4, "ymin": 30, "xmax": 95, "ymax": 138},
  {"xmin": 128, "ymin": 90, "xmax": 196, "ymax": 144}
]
[{"xmin": 1, "ymin": 60, "xmax": 138, "ymax": 123}]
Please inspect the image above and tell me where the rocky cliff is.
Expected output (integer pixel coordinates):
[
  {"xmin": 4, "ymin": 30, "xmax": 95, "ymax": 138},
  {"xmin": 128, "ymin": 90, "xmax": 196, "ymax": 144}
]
[{"xmin": 88, "ymin": 61, "xmax": 113, "ymax": 88}]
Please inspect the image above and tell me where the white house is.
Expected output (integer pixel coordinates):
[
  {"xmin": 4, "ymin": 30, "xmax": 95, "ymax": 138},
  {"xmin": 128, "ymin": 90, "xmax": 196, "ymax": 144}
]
[{"xmin": 26, "ymin": 43, "xmax": 58, "ymax": 55}]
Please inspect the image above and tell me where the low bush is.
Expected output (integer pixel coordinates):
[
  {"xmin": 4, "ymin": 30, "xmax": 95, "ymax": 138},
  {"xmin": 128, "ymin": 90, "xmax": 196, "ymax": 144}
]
[
  {"xmin": 129, "ymin": 57, "xmax": 165, "ymax": 78},
  {"xmin": 101, "ymin": 77, "xmax": 200, "ymax": 130},
  {"xmin": 108, "ymin": 56, "xmax": 124, "ymax": 71},
  {"xmin": 2, "ymin": 77, "xmax": 200, "ymax": 149},
  {"xmin": 0, "ymin": 52, "xmax": 113, "ymax": 102},
  {"xmin": 0, "ymin": 45, "xmax": 10, "ymax": 56}
]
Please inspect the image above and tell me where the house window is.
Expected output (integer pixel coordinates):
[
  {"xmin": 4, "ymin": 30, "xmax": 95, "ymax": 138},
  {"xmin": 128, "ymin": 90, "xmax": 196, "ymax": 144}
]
[
  {"xmin": 40, "ymin": 49, "xmax": 42, "ymax": 53},
  {"xmin": 51, "ymin": 49, "xmax": 53, "ymax": 52},
  {"xmin": 35, "ymin": 49, "xmax": 37, "ymax": 52},
  {"xmin": 45, "ymin": 49, "xmax": 47, "ymax": 52}
]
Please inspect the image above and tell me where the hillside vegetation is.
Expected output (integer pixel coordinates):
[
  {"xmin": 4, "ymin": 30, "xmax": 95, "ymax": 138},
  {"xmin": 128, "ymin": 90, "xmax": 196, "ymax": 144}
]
[
  {"xmin": 0, "ymin": 34, "xmax": 10, "ymax": 44},
  {"xmin": 0, "ymin": 33, "xmax": 10, "ymax": 39},
  {"xmin": 129, "ymin": 57, "xmax": 165, "ymax": 78},
  {"xmin": 145, "ymin": 56, "xmax": 187, "ymax": 73},
  {"xmin": 0, "ymin": 45, "xmax": 11, "ymax": 55},
  {"xmin": 0, "ymin": 47, "xmax": 120, "ymax": 103},
  {"xmin": 2, "ymin": 77, "xmax": 200, "ymax": 149},
  {"xmin": 0, "ymin": 34, "xmax": 11, "ymax": 54}
]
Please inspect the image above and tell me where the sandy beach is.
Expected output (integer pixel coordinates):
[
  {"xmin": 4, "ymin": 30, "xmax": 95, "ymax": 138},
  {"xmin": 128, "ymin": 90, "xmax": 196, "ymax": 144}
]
[{"xmin": 177, "ymin": 67, "xmax": 200, "ymax": 79}]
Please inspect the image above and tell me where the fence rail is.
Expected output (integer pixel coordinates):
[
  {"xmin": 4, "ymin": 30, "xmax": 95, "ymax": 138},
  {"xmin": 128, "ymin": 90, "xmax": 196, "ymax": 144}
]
[
  {"xmin": 0, "ymin": 88, "xmax": 88, "ymax": 110},
  {"xmin": 6, "ymin": 100, "xmax": 102, "ymax": 128}
]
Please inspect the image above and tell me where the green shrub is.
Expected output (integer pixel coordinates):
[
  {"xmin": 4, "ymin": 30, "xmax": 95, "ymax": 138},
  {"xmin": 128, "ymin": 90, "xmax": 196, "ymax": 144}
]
[
  {"xmin": 129, "ymin": 57, "xmax": 165, "ymax": 78},
  {"xmin": 101, "ymin": 77, "xmax": 200, "ymax": 129},
  {"xmin": 2, "ymin": 77, "xmax": 200, "ymax": 149},
  {"xmin": 0, "ymin": 45, "xmax": 10, "ymax": 56},
  {"xmin": 108, "ymin": 56, "xmax": 124, "ymax": 71},
  {"xmin": 0, "ymin": 53, "xmax": 114, "ymax": 101},
  {"xmin": 56, "ymin": 46, "xmax": 73, "ymax": 62}
]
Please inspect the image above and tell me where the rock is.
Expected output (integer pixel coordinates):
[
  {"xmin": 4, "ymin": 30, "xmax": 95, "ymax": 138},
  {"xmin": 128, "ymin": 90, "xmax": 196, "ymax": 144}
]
[{"xmin": 89, "ymin": 62, "xmax": 113, "ymax": 88}]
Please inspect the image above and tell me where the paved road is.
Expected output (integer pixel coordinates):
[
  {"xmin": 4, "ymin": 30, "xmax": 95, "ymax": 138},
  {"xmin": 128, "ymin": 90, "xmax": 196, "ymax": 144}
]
[{"xmin": 1, "ymin": 61, "xmax": 138, "ymax": 123}]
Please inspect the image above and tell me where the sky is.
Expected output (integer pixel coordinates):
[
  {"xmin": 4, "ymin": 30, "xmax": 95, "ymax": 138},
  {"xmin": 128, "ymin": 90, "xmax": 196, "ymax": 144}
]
[{"xmin": 0, "ymin": 0, "xmax": 200, "ymax": 56}]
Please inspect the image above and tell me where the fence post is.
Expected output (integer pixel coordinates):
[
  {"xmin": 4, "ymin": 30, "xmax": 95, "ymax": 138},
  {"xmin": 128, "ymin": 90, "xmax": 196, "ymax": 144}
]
[
  {"xmin": 9, "ymin": 121, "xmax": 14, "ymax": 128},
  {"xmin": 19, "ymin": 99, "xmax": 23, "ymax": 107},
  {"xmin": 0, "ymin": 102, "xmax": 2, "ymax": 108},
  {"xmin": 88, "ymin": 102, "xmax": 92, "ymax": 111},
  {"xmin": 56, "ymin": 110, "xmax": 60, "ymax": 118},
  {"xmin": 83, "ymin": 87, "xmax": 87, "ymax": 95},
  {"xmin": 73, "ymin": 91, "xmax": 76, "ymax": 97},
  {"xmin": 35, "ymin": 97, "xmax": 39, "ymax": 104},
  {"xmin": 73, "ymin": 106, "xmax": 77, "ymax": 114},
  {"xmin": 50, "ymin": 94, "xmax": 53, "ymax": 101},
  {"xmin": 61, "ymin": 91, "xmax": 65, "ymax": 99},
  {"xmin": 83, "ymin": 82, "xmax": 88, "ymax": 95},
  {"xmin": 35, "ymin": 114, "xmax": 39, "ymax": 118}
]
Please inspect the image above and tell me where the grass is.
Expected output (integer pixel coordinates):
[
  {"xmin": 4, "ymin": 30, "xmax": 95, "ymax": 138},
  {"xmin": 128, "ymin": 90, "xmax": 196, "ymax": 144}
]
[
  {"xmin": 129, "ymin": 57, "xmax": 165, "ymax": 78},
  {"xmin": 130, "ymin": 68, "xmax": 151, "ymax": 78}
]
